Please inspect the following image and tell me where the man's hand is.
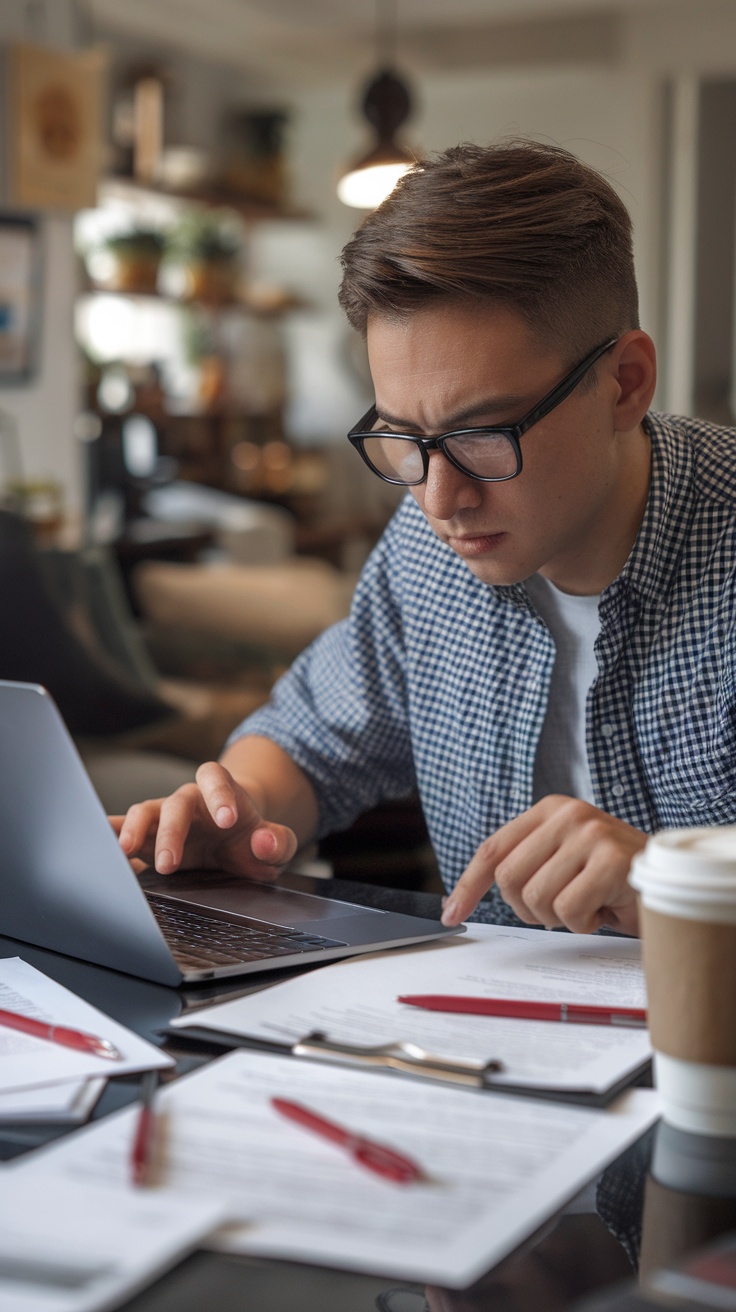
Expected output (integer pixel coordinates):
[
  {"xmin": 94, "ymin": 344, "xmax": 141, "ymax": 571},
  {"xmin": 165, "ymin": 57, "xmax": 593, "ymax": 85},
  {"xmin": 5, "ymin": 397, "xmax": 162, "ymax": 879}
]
[
  {"xmin": 441, "ymin": 796, "xmax": 647, "ymax": 936},
  {"xmin": 110, "ymin": 760, "xmax": 299, "ymax": 880}
]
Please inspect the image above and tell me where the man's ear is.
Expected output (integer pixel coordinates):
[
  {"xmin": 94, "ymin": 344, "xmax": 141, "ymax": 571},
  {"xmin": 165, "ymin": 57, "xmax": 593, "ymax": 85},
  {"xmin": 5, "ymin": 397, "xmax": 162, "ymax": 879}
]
[{"xmin": 609, "ymin": 331, "xmax": 657, "ymax": 431}]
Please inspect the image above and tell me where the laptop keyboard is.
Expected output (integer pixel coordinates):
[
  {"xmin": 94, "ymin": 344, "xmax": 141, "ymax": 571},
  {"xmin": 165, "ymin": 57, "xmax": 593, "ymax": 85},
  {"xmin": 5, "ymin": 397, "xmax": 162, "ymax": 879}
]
[{"xmin": 147, "ymin": 893, "xmax": 348, "ymax": 972}]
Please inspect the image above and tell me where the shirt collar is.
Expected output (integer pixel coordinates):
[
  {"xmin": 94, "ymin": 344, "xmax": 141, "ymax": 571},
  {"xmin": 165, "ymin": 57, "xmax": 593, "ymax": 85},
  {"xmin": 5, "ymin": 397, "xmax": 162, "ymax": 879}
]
[{"xmin": 611, "ymin": 412, "xmax": 695, "ymax": 607}]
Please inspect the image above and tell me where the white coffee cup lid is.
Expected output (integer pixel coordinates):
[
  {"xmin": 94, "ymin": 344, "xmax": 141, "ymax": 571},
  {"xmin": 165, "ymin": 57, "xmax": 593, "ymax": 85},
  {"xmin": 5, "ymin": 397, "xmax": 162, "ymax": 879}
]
[{"xmin": 630, "ymin": 826, "xmax": 736, "ymax": 922}]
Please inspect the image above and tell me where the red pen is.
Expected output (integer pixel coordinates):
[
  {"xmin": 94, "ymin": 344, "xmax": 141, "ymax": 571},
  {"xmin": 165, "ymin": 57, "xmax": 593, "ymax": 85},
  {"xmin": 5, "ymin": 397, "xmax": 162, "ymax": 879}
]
[
  {"xmin": 131, "ymin": 1071, "xmax": 161, "ymax": 1187},
  {"xmin": 396, "ymin": 996, "xmax": 648, "ymax": 1027},
  {"xmin": 271, "ymin": 1097, "xmax": 426, "ymax": 1185},
  {"xmin": 0, "ymin": 1006, "xmax": 121, "ymax": 1059}
]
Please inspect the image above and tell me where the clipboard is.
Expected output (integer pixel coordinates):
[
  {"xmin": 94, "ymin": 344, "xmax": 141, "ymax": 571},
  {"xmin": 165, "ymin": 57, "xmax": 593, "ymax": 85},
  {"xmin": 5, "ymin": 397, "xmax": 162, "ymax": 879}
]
[{"xmin": 161, "ymin": 1023, "xmax": 651, "ymax": 1103}]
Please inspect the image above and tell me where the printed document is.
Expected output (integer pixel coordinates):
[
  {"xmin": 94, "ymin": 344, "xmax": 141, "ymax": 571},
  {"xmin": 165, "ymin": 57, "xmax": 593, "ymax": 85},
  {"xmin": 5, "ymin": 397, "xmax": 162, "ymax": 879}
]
[
  {"xmin": 0, "ymin": 958, "xmax": 173, "ymax": 1092},
  {"xmin": 171, "ymin": 924, "xmax": 650, "ymax": 1096},
  {"xmin": 0, "ymin": 1175, "xmax": 223, "ymax": 1312},
  {"xmin": 12, "ymin": 1049, "xmax": 660, "ymax": 1288},
  {"xmin": 0, "ymin": 1077, "xmax": 105, "ymax": 1124}
]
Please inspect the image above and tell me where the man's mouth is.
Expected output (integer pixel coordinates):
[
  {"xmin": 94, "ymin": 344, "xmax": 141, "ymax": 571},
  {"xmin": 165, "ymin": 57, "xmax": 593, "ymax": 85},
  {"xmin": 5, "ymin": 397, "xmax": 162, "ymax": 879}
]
[{"xmin": 446, "ymin": 532, "xmax": 507, "ymax": 558}]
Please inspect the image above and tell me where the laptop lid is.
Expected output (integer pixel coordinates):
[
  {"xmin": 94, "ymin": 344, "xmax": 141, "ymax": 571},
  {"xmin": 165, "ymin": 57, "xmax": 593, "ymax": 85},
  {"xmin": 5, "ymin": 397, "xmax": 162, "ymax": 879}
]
[{"xmin": 0, "ymin": 682, "xmax": 460, "ymax": 985}]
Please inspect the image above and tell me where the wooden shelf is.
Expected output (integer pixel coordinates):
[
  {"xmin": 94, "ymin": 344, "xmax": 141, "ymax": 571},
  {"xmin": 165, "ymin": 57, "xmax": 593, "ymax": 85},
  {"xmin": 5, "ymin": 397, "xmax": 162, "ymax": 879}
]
[
  {"xmin": 77, "ymin": 285, "xmax": 307, "ymax": 315},
  {"xmin": 99, "ymin": 175, "xmax": 313, "ymax": 223}
]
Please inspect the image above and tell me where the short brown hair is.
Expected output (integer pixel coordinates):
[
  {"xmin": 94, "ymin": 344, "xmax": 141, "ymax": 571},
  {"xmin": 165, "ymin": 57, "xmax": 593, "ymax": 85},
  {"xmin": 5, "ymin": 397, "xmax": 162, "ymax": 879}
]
[{"xmin": 338, "ymin": 139, "xmax": 639, "ymax": 360}]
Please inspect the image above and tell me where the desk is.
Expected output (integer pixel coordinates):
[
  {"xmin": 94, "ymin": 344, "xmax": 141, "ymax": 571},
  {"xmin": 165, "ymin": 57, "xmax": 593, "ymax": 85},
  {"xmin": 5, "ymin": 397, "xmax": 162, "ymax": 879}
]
[{"xmin": 1, "ymin": 878, "xmax": 730, "ymax": 1312}]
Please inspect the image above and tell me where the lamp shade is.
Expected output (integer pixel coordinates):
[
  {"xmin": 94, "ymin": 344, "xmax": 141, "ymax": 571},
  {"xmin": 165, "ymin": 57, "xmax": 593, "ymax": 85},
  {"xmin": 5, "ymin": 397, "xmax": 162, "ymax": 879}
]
[
  {"xmin": 338, "ymin": 67, "xmax": 417, "ymax": 210},
  {"xmin": 337, "ymin": 139, "xmax": 415, "ymax": 209}
]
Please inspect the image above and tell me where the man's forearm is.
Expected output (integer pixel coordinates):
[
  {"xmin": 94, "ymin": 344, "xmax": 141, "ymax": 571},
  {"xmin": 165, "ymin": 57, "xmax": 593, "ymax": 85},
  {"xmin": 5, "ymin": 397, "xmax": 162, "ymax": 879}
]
[{"xmin": 219, "ymin": 734, "xmax": 320, "ymax": 850}]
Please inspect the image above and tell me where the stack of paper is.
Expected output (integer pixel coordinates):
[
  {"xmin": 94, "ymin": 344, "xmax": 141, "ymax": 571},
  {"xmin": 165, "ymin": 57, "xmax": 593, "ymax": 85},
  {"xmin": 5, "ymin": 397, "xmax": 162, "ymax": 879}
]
[
  {"xmin": 10, "ymin": 1048, "xmax": 660, "ymax": 1289},
  {"xmin": 0, "ymin": 957, "xmax": 173, "ymax": 1124},
  {"xmin": 0, "ymin": 1175, "xmax": 223, "ymax": 1312},
  {"xmin": 1, "ymin": 928, "xmax": 659, "ymax": 1293}
]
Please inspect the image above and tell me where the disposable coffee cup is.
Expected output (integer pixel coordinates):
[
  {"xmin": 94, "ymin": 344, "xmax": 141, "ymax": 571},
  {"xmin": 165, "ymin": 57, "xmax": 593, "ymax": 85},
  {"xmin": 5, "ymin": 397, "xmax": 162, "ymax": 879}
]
[{"xmin": 630, "ymin": 827, "xmax": 736, "ymax": 1137}]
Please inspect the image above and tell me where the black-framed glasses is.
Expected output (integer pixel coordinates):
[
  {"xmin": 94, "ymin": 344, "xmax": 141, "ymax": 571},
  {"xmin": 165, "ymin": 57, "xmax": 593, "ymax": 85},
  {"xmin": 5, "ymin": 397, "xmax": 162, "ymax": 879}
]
[{"xmin": 347, "ymin": 337, "xmax": 617, "ymax": 486}]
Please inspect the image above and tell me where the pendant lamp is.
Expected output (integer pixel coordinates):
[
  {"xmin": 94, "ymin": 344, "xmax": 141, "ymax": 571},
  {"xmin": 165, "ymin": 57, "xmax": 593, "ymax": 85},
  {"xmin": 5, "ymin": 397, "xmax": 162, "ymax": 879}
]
[{"xmin": 337, "ymin": 0, "xmax": 417, "ymax": 210}]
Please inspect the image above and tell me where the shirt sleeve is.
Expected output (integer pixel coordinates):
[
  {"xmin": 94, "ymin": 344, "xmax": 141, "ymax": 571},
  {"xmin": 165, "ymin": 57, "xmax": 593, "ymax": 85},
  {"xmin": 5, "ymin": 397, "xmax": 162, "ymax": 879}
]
[{"xmin": 225, "ymin": 518, "xmax": 417, "ymax": 838}]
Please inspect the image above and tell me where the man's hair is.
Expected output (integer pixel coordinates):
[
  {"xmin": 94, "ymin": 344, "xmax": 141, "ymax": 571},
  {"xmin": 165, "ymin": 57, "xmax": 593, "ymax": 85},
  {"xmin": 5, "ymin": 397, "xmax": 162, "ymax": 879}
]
[{"xmin": 338, "ymin": 139, "xmax": 639, "ymax": 361}]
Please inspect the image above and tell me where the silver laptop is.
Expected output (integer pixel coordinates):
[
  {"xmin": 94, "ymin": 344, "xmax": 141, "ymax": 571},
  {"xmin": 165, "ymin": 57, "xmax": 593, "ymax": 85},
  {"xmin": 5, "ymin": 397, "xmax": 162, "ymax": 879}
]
[{"xmin": 0, "ymin": 681, "xmax": 462, "ymax": 985}]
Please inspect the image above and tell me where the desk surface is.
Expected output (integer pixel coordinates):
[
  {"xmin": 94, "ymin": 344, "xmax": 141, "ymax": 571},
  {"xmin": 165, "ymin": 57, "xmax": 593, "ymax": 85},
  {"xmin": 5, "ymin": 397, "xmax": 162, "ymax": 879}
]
[{"xmin": 1, "ymin": 876, "xmax": 732, "ymax": 1312}]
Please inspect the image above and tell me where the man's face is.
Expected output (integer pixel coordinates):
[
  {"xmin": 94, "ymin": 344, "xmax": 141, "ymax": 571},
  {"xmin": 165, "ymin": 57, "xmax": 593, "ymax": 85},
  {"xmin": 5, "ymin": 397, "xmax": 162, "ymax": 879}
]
[{"xmin": 366, "ymin": 301, "xmax": 628, "ymax": 592}]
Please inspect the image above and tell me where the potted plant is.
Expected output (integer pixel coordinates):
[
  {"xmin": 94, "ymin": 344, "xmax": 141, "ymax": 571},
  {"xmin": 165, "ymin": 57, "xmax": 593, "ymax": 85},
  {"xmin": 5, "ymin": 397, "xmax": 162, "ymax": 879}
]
[
  {"xmin": 97, "ymin": 229, "xmax": 166, "ymax": 294},
  {"xmin": 166, "ymin": 211, "xmax": 242, "ymax": 303}
]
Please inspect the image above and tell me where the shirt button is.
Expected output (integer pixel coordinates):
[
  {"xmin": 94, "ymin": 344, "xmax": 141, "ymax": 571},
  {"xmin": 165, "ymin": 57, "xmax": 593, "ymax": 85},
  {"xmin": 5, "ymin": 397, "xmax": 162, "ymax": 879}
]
[
  {"xmin": 601, "ymin": 723, "xmax": 615, "ymax": 739},
  {"xmin": 611, "ymin": 783, "xmax": 625, "ymax": 798}
]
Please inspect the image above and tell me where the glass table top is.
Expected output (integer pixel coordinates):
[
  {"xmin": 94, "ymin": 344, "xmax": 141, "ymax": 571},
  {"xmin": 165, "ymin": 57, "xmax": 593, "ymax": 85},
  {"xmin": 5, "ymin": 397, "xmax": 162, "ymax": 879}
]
[{"xmin": 2, "ymin": 877, "xmax": 735, "ymax": 1312}]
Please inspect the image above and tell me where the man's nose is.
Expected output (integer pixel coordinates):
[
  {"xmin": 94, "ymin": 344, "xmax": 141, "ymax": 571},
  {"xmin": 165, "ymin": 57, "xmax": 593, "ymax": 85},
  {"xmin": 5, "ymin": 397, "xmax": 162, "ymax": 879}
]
[{"xmin": 420, "ymin": 450, "xmax": 483, "ymax": 520}]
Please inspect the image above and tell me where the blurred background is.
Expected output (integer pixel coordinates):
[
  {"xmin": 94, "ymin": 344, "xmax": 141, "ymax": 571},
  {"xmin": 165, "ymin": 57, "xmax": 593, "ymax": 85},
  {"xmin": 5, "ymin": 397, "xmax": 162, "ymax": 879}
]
[{"xmin": 0, "ymin": 0, "xmax": 733, "ymax": 887}]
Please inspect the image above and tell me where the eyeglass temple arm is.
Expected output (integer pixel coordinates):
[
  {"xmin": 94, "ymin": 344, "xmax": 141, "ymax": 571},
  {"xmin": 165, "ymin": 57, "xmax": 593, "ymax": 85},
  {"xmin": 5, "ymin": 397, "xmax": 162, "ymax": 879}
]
[{"xmin": 511, "ymin": 338, "xmax": 617, "ymax": 439}]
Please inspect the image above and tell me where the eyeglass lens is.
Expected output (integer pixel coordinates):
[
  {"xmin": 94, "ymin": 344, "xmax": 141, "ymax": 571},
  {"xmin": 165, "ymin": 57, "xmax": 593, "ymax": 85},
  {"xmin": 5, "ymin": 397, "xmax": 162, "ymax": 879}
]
[{"xmin": 362, "ymin": 423, "xmax": 519, "ymax": 484}]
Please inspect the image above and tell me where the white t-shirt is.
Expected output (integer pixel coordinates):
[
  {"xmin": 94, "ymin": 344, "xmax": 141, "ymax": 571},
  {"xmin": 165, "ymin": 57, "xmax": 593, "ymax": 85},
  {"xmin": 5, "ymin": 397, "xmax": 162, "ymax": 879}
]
[{"xmin": 524, "ymin": 573, "xmax": 602, "ymax": 805}]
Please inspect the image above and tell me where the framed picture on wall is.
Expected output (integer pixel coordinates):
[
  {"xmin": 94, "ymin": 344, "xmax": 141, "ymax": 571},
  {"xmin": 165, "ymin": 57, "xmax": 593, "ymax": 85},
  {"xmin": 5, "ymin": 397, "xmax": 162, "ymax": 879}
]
[
  {"xmin": 0, "ymin": 215, "xmax": 41, "ymax": 384},
  {"xmin": 7, "ymin": 43, "xmax": 106, "ymax": 213}
]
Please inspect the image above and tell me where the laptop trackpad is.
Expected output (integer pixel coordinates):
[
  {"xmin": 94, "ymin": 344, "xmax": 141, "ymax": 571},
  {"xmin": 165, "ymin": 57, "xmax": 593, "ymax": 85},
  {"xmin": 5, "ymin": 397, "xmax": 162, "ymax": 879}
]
[{"xmin": 139, "ymin": 870, "xmax": 382, "ymax": 927}]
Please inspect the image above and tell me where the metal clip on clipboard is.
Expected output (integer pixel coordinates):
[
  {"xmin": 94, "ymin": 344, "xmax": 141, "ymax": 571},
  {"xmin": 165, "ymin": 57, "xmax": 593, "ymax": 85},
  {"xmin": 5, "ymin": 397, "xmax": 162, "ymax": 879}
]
[{"xmin": 291, "ymin": 1031, "xmax": 503, "ymax": 1087}]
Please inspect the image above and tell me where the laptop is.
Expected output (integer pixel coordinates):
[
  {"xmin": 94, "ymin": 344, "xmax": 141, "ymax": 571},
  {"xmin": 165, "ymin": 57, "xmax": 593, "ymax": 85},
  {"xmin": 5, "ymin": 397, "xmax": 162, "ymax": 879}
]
[{"xmin": 0, "ymin": 681, "xmax": 462, "ymax": 985}]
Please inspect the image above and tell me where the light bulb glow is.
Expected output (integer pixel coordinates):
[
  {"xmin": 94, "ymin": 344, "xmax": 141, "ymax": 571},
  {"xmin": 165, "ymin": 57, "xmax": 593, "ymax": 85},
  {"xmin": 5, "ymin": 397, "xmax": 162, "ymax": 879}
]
[{"xmin": 337, "ymin": 161, "xmax": 412, "ymax": 209}]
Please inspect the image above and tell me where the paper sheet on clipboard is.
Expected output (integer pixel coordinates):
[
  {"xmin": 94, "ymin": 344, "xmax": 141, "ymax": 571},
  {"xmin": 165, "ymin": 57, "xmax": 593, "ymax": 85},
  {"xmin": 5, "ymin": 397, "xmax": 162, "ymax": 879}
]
[{"xmin": 170, "ymin": 923, "xmax": 651, "ymax": 1099}]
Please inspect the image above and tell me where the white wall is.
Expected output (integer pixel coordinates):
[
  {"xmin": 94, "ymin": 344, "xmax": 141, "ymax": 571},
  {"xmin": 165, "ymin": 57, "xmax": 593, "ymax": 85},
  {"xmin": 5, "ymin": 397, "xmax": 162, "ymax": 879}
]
[
  {"xmin": 0, "ymin": 0, "xmax": 82, "ymax": 510},
  {"xmin": 627, "ymin": 0, "xmax": 736, "ymax": 77},
  {"xmin": 283, "ymin": 66, "xmax": 662, "ymax": 328},
  {"xmin": 261, "ymin": 62, "xmax": 664, "ymax": 433},
  {"xmin": 245, "ymin": 60, "xmax": 665, "ymax": 440},
  {"xmin": 268, "ymin": 0, "xmax": 736, "ymax": 420},
  {"xmin": 1, "ymin": 217, "xmax": 80, "ymax": 501},
  {"xmin": 9, "ymin": 0, "xmax": 736, "ymax": 504}
]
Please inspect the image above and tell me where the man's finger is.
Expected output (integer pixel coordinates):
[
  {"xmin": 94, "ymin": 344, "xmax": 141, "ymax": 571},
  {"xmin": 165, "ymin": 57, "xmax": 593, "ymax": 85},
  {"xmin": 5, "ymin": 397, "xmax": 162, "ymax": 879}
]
[
  {"xmin": 496, "ymin": 818, "xmax": 610, "ymax": 923},
  {"xmin": 441, "ymin": 798, "xmax": 606, "ymax": 926},
  {"xmin": 195, "ymin": 762, "xmax": 245, "ymax": 829},
  {"xmin": 116, "ymin": 799, "xmax": 163, "ymax": 858},
  {"xmin": 250, "ymin": 823, "xmax": 299, "ymax": 869},
  {"xmin": 441, "ymin": 843, "xmax": 501, "ymax": 925},
  {"xmin": 154, "ymin": 789, "xmax": 199, "ymax": 874},
  {"xmin": 441, "ymin": 807, "xmax": 561, "ymax": 925},
  {"xmin": 552, "ymin": 846, "xmax": 639, "ymax": 935}
]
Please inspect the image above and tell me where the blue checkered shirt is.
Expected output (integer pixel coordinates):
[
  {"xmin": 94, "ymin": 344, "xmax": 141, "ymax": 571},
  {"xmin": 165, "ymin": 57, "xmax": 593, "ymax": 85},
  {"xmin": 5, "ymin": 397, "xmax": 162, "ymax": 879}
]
[{"xmin": 232, "ymin": 412, "xmax": 736, "ymax": 924}]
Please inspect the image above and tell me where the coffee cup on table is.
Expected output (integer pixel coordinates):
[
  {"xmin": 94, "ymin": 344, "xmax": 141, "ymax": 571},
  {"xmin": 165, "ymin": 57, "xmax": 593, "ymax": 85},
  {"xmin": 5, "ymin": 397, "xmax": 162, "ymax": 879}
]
[{"xmin": 629, "ymin": 827, "xmax": 736, "ymax": 1137}]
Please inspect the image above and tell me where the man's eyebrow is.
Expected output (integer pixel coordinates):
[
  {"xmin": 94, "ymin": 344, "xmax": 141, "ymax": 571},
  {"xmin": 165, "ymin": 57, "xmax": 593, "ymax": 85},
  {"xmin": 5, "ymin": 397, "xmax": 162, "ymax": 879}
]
[{"xmin": 375, "ymin": 393, "xmax": 533, "ymax": 431}]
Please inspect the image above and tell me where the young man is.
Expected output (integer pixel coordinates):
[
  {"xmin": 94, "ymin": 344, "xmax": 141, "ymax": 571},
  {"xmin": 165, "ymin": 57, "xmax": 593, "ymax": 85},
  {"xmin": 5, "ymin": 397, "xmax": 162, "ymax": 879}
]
[{"xmin": 116, "ymin": 140, "xmax": 736, "ymax": 937}]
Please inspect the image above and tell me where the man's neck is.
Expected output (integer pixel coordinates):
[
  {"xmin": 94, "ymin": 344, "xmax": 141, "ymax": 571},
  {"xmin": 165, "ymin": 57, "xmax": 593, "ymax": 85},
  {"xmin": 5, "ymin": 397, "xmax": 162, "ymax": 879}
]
[{"xmin": 538, "ymin": 422, "xmax": 652, "ymax": 596}]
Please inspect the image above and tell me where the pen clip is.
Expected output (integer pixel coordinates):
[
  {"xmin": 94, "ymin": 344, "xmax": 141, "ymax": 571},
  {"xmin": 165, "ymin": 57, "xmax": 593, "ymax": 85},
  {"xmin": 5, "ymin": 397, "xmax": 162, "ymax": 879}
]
[{"xmin": 292, "ymin": 1031, "xmax": 503, "ymax": 1087}]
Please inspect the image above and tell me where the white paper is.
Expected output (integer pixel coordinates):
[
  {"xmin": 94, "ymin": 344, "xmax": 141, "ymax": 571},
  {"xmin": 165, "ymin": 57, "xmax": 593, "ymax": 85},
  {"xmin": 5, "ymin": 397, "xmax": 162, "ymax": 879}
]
[
  {"xmin": 0, "ymin": 1078, "xmax": 105, "ymax": 1124},
  {"xmin": 12, "ymin": 1049, "xmax": 661, "ymax": 1288},
  {"xmin": 0, "ymin": 1175, "xmax": 223, "ymax": 1312},
  {"xmin": 0, "ymin": 958, "xmax": 173, "ymax": 1092},
  {"xmin": 172, "ymin": 924, "xmax": 651, "ymax": 1095}
]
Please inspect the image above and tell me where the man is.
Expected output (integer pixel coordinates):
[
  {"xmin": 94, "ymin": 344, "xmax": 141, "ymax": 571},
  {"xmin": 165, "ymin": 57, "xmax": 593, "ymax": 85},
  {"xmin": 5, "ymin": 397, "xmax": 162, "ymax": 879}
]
[{"xmin": 116, "ymin": 139, "xmax": 736, "ymax": 937}]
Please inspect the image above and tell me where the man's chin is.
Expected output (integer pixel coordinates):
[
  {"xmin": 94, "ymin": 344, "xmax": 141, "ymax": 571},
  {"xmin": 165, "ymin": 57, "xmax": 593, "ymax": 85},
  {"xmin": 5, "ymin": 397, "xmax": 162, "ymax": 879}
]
[
  {"xmin": 462, "ymin": 555, "xmax": 529, "ymax": 588},
  {"xmin": 437, "ymin": 526, "xmax": 534, "ymax": 586}
]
